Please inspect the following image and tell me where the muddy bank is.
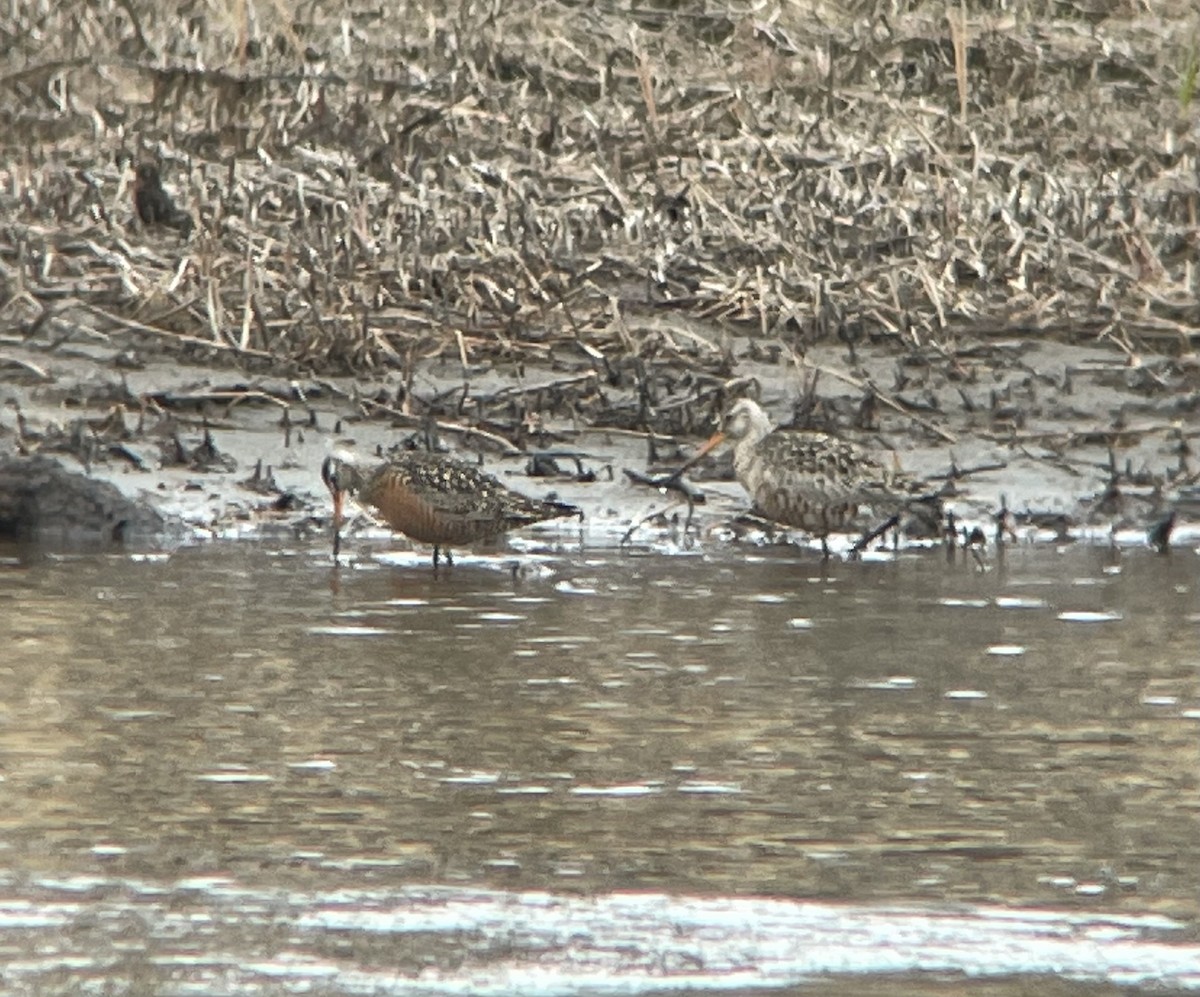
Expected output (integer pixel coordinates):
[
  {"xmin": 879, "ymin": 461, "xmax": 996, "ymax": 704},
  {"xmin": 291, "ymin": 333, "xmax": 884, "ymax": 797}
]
[
  {"xmin": 0, "ymin": 321, "xmax": 1193, "ymax": 552},
  {"xmin": 2, "ymin": 0, "xmax": 1199, "ymax": 549}
]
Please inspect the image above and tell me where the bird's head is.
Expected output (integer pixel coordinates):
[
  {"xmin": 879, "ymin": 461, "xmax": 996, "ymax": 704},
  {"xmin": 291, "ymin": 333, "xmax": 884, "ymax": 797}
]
[
  {"xmin": 321, "ymin": 455, "xmax": 365, "ymax": 532},
  {"xmin": 693, "ymin": 397, "xmax": 772, "ymax": 459},
  {"xmin": 720, "ymin": 398, "xmax": 772, "ymax": 443}
]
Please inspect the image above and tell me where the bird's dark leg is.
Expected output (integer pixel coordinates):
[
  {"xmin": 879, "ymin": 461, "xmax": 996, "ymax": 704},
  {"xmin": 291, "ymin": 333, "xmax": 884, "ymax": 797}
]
[
  {"xmin": 821, "ymin": 536, "xmax": 831, "ymax": 560},
  {"xmin": 446, "ymin": 548, "xmax": 454, "ymax": 566},
  {"xmin": 1149, "ymin": 510, "xmax": 1176, "ymax": 554},
  {"xmin": 432, "ymin": 545, "xmax": 441, "ymax": 568}
]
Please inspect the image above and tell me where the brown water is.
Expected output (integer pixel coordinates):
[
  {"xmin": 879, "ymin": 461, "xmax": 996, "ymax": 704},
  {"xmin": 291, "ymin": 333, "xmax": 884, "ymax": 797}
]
[{"xmin": 1, "ymin": 539, "xmax": 1199, "ymax": 994}]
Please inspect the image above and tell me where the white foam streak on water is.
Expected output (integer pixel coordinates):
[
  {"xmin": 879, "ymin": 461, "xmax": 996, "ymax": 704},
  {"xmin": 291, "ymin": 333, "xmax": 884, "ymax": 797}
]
[
  {"xmin": 12, "ymin": 882, "xmax": 1193, "ymax": 994},
  {"xmin": 293, "ymin": 890, "xmax": 1200, "ymax": 993},
  {"xmin": 3, "ymin": 886, "xmax": 1200, "ymax": 994}
]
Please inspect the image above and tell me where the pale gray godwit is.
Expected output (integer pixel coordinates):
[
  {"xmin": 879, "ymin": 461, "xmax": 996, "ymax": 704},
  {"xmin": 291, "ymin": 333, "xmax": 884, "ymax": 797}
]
[
  {"xmin": 321, "ymin": 451, "xmax": 581, "ymax": 566},
  {"xmin": 694, "ymin": 398, "xmax": 931, "ymax": 557}
]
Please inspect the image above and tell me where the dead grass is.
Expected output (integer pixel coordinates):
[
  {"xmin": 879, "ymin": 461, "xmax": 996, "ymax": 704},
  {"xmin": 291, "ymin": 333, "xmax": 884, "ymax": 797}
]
[{"xmin": 1, "ymin": 0, "xmax": 1199, "ymax": 386}]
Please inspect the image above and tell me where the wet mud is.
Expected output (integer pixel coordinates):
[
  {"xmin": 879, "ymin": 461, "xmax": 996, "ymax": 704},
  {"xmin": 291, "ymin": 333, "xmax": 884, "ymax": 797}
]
[{"xmin": 1, "ymin": 327, "xmax": 1195, "ymax": 556}]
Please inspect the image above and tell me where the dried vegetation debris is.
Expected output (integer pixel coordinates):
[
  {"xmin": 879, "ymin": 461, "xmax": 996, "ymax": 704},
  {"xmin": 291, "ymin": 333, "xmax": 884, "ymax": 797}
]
[{"xmin": 1, "ymin": 0, "xmax": 1199, "ymax": 443}]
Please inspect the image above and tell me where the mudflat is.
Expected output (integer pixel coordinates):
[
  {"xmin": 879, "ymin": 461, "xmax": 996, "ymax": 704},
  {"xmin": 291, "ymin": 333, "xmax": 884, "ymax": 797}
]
[{"xmin": 2, "ymin": 0, "xmax": 1198, "ymax": 549}]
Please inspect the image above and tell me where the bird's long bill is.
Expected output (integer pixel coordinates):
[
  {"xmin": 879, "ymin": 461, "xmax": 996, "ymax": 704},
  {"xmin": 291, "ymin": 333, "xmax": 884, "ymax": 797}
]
[
  {"xmin": 675, "ymin": 429, "xmax": 726, "ymax": 477},
  {"xmin": 692, "ymin": 430, "xmax": 726, "ymax": 460},
  {"xmin": 330, "ymin": 489, "xmax": 344, "ymax": 561}
]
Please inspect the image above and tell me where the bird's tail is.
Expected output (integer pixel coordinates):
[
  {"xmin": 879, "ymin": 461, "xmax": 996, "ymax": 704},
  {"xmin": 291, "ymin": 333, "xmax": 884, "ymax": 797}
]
[
  {"xmin": 500, "ymin": 494, "xmax": 583, "ymax": 529},
  {"xmin": 860, "ymin": 477, "xmax": 947, "ymax": 538}
]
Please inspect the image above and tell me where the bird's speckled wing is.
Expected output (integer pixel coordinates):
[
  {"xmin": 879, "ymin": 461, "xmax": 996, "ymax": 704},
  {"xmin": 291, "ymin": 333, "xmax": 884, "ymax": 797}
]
[
  {"xmin": 359, "ymin": 451, "xmax": 576, "ymax": 546},
  {"xmin": 746, "ymin": 431, "xmax": 886, "ymax": 502},
  {"xmin": 373, "ymin": 453, "xmax": 516, "ymax": 517},
  {"xmin": 732, "ymin": 428, "xmax": 932, "ymax": 535}
]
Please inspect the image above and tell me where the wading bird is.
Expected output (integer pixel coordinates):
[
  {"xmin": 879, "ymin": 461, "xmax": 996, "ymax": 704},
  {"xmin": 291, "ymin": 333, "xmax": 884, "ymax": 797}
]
[
  {"xmin": 694, "ymin": 398, "xmax": 933, "ymax": 557},
  {"xmin": 321, "ymin": 451, "xmax": 581, "ymax": 566}
]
